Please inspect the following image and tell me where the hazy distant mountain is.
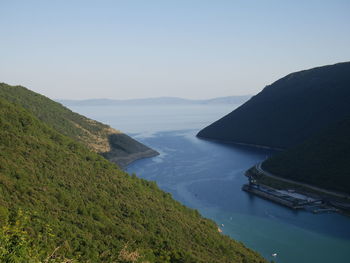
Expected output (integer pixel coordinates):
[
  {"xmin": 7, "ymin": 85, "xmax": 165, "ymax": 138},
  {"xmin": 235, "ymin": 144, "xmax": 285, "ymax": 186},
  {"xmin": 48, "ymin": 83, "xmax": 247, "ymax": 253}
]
[
  {"xmin": 57, "ymin": 95, "xmax": 251, "ymax": 107},
  {"xmin": 197, "ymin": 62, "xmax": 350, "ymax": 149}
]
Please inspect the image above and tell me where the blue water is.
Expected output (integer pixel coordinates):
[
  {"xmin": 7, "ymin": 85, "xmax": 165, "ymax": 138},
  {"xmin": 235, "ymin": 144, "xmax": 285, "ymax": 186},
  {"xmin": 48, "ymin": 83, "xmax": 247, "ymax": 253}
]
[{"xmin": 70, "ymin": 104, "xmax": 350, "ymax": 263}]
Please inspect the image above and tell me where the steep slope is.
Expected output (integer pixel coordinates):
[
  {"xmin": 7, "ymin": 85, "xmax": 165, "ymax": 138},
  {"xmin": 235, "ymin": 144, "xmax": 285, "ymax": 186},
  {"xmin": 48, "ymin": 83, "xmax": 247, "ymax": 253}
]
[
  {"xmin": 0, "ymin": 97, "xmax": 267, "ymax": 262},
  {"xmin": 0, "ymin": 83, "xmax": 158, "ymax": 167},
  {"xmin": 262, "ymin": 117, "xmax": 350, "ymax": 195},
  {"xmin": 198, "ymin": 62, "xmax": 350, "ymax": 149}
]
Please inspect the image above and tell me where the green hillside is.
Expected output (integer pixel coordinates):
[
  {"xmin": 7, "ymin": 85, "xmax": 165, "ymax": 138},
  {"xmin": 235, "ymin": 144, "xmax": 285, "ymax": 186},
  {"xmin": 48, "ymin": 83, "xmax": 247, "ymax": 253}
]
[
  {"xmin": 197, "ymin": 62, "xmax": 350, "ymax": 149},
  {"xmin": 0, "ymin": 97, "xmax": 267, "ymax": 262},
  {"xmin": 262, "ymin": 117, "xmax": 350, "ymax": 195},
  {"xmin": 0, "ymin": 83, "xmax": 158, "ymax": 167}
]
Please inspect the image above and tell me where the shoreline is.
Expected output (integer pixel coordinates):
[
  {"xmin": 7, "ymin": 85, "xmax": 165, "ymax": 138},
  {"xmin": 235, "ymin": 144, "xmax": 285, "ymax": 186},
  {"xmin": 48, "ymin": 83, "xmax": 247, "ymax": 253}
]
[
  {"xmin": 196, "ymin": 135, "xmax": 284, "ymax": 151},
  {"xmin": 105, "ymin": 149, "xmax": 159, "ymax": 169},
  {"xmin": 254, "ymin": 163, "xmax": 350, "ymax": 199},
  {"xmin": 246, "ymin": 164, "xmax": 350, "ymax": 214},
  {"xmin": 101, "ymin": 132, "xmax": 160, "ymax": 169}
]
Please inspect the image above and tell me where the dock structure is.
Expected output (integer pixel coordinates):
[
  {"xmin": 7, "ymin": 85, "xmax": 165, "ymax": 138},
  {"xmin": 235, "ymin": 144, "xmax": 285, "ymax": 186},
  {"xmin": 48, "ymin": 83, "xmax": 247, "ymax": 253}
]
[
  {"xmin": 243, "ymin": 168, "xmax": 348, "ymax": 214},
  {"xmin": 242, "ymin": 184, "xmax": 304, "ymax": 209},
  {"xmin": 242, "ymin": 178, "xmax": 341, "ymax": 213}
]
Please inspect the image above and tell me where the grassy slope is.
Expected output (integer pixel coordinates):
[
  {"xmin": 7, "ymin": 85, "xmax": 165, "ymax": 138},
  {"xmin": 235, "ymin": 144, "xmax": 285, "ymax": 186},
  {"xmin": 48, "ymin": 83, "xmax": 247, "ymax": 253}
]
[
  {"xmin": 197, "ymin": 62, "xmax": 350, "ymax": 149},
  {"xmin": 0, "ymin": 97, "xmax": 266, "ymax": 262},
  {"xmin": 262, "ymin": 118, "xmax": 350, "ymax": 195},
  {"xmin": 0, "ymin": 83, "xmax": 158, "ymax": 167}
]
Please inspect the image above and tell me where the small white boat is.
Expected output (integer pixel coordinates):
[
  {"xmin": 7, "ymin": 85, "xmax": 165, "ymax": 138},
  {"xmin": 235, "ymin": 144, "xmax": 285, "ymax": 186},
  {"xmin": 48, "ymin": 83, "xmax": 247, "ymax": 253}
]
[{"xmin": 272, "ymin": 253, "xmax": 277, "ymax": 257}]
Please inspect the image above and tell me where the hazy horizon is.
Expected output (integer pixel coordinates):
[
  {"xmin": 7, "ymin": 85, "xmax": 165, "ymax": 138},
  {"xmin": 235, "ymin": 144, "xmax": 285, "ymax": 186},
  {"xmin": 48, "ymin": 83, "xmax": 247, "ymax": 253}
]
[
  {"xmin": 56, "ymin": 94, "xmax": 252, "ymax": 101},
  {"xmin": 1, "ymin": 1, "xmax": 350, "ymax": 100}
]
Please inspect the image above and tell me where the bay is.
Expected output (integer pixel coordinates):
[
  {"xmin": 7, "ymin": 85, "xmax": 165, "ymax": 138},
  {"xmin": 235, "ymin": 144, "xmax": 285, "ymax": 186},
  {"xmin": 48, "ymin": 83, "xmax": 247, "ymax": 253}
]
[{"xmin": 70, "ymin": 104, "xmax": 350, "ymax": 263}]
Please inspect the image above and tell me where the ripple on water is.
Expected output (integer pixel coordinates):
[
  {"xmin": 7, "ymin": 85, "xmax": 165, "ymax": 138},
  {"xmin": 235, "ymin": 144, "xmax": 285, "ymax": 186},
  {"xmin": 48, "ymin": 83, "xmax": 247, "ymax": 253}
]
[{"xmin": 127, "ymin": 130, "xmax": 350, "ymax": 263}]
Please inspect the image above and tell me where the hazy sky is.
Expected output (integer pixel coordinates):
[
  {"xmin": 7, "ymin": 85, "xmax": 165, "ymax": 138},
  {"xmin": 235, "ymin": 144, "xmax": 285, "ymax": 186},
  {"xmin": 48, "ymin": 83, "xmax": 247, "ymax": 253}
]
[{"xmin": 1, "ymin": 0, "xmax": 350, "ymax": 100}]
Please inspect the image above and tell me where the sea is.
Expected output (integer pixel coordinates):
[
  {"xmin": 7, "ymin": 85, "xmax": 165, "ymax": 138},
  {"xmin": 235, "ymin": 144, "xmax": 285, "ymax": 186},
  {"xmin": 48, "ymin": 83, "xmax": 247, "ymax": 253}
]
[{"xmin": 69, "ymin": 103, "xmax": 350, "ymax": 263}]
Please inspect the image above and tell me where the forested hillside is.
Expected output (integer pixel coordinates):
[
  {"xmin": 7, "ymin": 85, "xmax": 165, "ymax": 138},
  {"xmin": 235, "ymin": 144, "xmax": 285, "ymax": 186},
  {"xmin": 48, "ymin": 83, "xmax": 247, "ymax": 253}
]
[
  {"xmin": 262, "ymin": 117, "xmax": 350, "ymax": 194},
  {"xmin": 197, "ymin": 62, "xmax": 350, "ymax": 149},
  {"xmin": 0, "ymin": 83, "xmax": 158, "ymax": 167},
  {"xmin": 0, "ymin": 96, "xmax": 266, "ymax": 262}
]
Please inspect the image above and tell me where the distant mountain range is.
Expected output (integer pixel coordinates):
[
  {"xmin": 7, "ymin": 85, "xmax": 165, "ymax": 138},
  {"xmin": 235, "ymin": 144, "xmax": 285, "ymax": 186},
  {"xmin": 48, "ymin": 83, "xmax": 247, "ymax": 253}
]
[{"xmin": 57, "ymin": 95, "xmax": 252, "ymax": 107}]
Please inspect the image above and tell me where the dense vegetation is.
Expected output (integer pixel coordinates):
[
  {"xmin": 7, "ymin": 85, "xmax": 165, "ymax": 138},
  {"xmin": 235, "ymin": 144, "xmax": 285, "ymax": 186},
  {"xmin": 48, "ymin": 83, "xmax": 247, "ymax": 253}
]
[
  {"xmin": 0, "ymin": 209, "xmax": 76, "ymax": 262},
  {"xmin": 0, "ymin": 83, "xmax": 158, "ymax": 167},
  {"xmin": 262, "ymin": 117, "xmax": 350, "ymax": 194},
  {"xmin": 0, "ymin": 96, "xmax": 267, "ymax": 262},
  {"xmin": 197, "ymin": 62, "xmax": 350, "ymax": 149}
]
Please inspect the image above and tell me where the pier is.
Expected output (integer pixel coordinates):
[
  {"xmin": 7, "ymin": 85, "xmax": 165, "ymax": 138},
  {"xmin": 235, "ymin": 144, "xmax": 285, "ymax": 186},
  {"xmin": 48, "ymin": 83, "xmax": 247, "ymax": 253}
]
[
  {"xmin": 242, "ymin": 177, "xmax": 339, "ymax": 213},
  {"xmin": 242, "ymin": 184, "xmax": 305, "ymax": 209}
]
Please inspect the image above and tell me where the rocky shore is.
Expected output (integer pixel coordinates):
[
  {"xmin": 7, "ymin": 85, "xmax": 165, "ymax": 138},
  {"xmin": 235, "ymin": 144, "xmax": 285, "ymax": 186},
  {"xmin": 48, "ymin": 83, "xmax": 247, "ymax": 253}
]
[
  {"xmin": 102, "ymin": 133, "xmax": 159, "ymax": 168},
  {"xmin": 106, "ymin": 148, "xmax": 159, "ymax": 168}
]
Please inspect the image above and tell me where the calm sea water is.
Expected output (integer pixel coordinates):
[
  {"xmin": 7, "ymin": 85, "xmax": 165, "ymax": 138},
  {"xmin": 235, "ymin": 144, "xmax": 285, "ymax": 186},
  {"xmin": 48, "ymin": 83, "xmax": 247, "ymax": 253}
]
[{"xmin": 70, "ymin": 104, "xmax": 350, "ymax": 263}]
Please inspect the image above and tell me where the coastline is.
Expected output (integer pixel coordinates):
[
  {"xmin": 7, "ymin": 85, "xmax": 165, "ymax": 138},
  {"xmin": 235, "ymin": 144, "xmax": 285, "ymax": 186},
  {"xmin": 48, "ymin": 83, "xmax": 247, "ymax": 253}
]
[
  {"xmin": 196, "ymin": 135, "xmax": 284, "ymax": 151},
  {"xmin": 100, "ymin": 132, "xmax": 160, "ymax": 169},
  {"xmin": 110, "ymin": 149, "xmax": 159, "ymax": 169},
  {"xmin": 246, "ymin": 164, "xmax": 350, "ymax": 214},
  {"xmin": 254, "ymin": 163, "xmax": 350, "ymax": 199},
  {"xmin": 197, "ymin": 135, "xmax": 350, "ymax": 214}
]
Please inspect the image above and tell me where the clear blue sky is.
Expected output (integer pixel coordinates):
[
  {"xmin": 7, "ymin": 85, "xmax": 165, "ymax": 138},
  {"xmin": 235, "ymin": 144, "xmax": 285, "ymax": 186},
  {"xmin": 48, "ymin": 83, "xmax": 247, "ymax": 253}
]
[{"xmin": 1, "ymin": 0, "xmax": 349, "ymax": 99}]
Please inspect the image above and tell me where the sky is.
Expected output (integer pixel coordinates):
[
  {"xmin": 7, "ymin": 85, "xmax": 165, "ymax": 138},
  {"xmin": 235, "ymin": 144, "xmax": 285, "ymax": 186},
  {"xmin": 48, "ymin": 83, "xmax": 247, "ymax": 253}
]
[{"xmin": 1, "ymin": 0, "xmax": 350, "ymax": 100}]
